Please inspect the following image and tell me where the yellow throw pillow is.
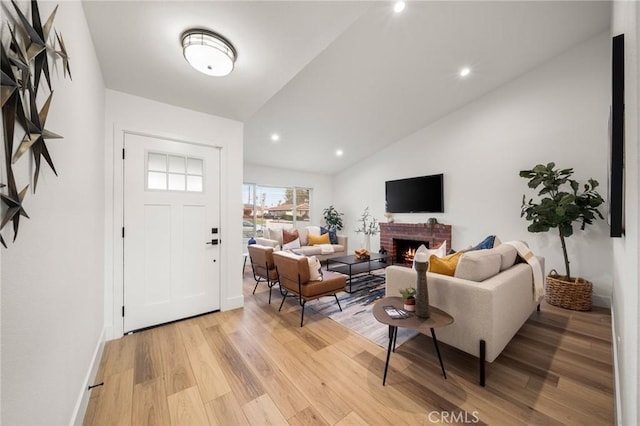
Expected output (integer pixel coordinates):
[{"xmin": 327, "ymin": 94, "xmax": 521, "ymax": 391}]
[
  {"xmin": 428, "ymin": 251, "xmax": 463, "ymax": 276},
  {"xmin": 308, "ymin": 233, "xmax": 330, "ymax": 245}
]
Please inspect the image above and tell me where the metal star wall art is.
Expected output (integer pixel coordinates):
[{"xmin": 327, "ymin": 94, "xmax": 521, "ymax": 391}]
[
  {"xmin": 0, "ymin": 179, "xmax": 30, "ymax": 243},
  {"xmin": 1, "ymin": 0, "xmax": 70, "ymax": 247}
]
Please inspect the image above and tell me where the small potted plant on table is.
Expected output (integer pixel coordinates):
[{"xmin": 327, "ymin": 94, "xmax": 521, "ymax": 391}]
[{"xmin": 399, "ymin": 287, "xmax": 416, "ymax": 312}]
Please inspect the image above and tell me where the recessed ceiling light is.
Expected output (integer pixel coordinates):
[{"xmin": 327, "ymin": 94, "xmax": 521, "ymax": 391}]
[
  {"xmin": 394, "ymin": 1, "xmax": 406, "ymax": 13},
  {"xmin": 335, "ymin": 149, "xmax": 344, "ymax": 157},
  {"xmin": 182, "ymin": 29, "xmax": 237, "ymax": 77},
  {"xmin": 459, "ymin": 67, "xmax": 471, "ymax": 78},
  {"xmin": 270, "ymin": 133, "xmax": 280, "ymax": 142}
]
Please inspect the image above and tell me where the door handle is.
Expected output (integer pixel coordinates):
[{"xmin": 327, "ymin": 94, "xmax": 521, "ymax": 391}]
[{"xmin": 206, "ymin": 239, "xmax": 219, "ymax": 245}]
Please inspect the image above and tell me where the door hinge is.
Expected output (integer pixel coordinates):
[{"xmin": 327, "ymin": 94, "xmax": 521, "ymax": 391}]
[
  {"xmin": 122, "ymin": 227, "xmax": 125, "ymax": 238},
  {"xmin": 122, "ymin": 148, "xmax": 125, "ymax": 159},
  {"xmin": 122, "ymin": 306, "xmax": 125, "ymax": 317}
]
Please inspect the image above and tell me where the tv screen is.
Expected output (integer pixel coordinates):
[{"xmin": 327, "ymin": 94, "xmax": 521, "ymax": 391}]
[{"xmin": 385, "ymin": 174, "xmax": 444, "ymax": 213}]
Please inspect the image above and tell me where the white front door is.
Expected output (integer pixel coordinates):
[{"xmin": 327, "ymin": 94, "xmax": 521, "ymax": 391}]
[{"xmin": 123, "ymin": 133, "xmax": 221, "ymax": 332}]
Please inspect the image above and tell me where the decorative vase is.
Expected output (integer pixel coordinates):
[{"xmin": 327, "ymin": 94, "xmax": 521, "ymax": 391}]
[
  {"xmin": 404, "ymin": 298, "xmax": 416, "ymax": 312},
  {"xmin": 414, "ymin": 255, "xmax": 430, "ymax": 318},
  {"xmin": 364, "ymin": 234, "xmax": 371, "ymax": 252}
]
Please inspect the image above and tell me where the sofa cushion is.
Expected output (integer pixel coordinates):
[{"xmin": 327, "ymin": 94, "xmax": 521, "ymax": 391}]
[
  {"xmin": 298, "ymin": 227, "xmax": 309, "ymax": 246},
  {"xmin": 282, "ymin": 229, "xmax": 301, "ymax": 249},
  {"xmin": 266, "ymin": 227, "xmax": 284, "ymax": 246},
  {"xmin": 283, "ymin": 237, "xmax": 301, "ymax": 250},
  {"xmin": 296, "ymin": 246, "xmax": 323, "ymax": 256},
  {"xmin": 320, "ymin": 226, "xmax": 338, "ymax": 244},
  {"xmin": 492, "ymin": 244, "xmax": 518, "ymax": 271},
  {"xmin": 454, "ymin": 250, "xmax": 501, "ymax": 281},
  {"xmin": 283, "ymin": 228, "xmax": 299, "ymax": 245},
  {"xmin": 308, "ymin": 233, "xmax": 330, "ymax": 245},
  {"xmin": 428, "ymin": 251, "xmax": 463, "ymax": 276}
]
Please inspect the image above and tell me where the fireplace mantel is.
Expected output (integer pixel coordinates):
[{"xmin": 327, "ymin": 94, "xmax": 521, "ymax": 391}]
[{"xmin": 380, "ymin": 223, "xmax": 452, "ymax": 264}]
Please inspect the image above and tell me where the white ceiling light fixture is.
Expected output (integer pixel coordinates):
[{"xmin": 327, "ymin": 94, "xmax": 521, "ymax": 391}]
[
  {"xmin": 335, "ymin": 149, "xmax": 344, "ymax": 157},
  {"xmin": 270, "ymin": 133, "xmax": 280, "ymax": 142},
  {"xmin": 459, "ymin": 67, "xmax": 471, "ymax": 78},
  {"xmin": 394, "ymin": 1, "xmax": 406, "ymax": 13},
  {"xmin": 182, "ymin": 29, "xmax": 237, "ymax": 77}
]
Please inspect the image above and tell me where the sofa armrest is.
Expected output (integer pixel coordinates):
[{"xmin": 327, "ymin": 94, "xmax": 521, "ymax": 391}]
[
  {"xmin": 337, "ymin": 235, "xmax": 348, "ymax": 252},
  {"xmin": 254, "ymin": 237, "xmax": 279, "ymax": 248}
]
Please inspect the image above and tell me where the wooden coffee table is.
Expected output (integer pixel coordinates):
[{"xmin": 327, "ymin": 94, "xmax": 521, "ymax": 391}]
[{"xmin": 372, "ymin": 296, "xmax": 454, "ymax": 385}]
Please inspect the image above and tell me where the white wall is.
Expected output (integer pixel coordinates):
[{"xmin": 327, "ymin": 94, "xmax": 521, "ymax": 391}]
[
  {"xmin": 611, "ymin": 1, "xmax": 639, "ymax": 424},
  {"xmin": 1, "ymin": 1, "xmax": 106, "ymax": 424},
  {"xmin": 104, "ymin": 90, "xmax": 244, "ymax": 340},
  {"xmin": 243, "ymin": 163, "xmax": 334, "ymax": 228},
  {"xmin": 334, "ymin": 32, "xmax": 612, "ymax": 303}
]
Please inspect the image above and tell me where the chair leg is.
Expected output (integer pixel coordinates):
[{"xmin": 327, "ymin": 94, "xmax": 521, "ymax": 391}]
[
  {"xmin": 252, "ymin": 280, "xmax": 260, "ymax": 295},
  {"xmin": 479, "ymin": 339, "xmax": 486, "ymax": 387},
  {"xmin": 268, "ymin": 282, "xmax": 272, "ymax": 304},
  {"xmin": 278, "ymin": 291, "xmax": 288, "ymax": 312},
  {"xmin": 334, "ymin": 294, "xmax": 342, "ymax": 311},
  {"xmin": 300, "ymin": 300, "xmax": 306, "ymax": 327}
]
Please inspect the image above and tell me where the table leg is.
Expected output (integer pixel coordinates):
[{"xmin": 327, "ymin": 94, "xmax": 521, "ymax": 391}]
[
  {"xmin": 383, "ymin": 326, "xmax": 397, "ymax": 386},
  {"xmin": 430, "ymin": 328, "xmax": 447, "ymax": 379}
]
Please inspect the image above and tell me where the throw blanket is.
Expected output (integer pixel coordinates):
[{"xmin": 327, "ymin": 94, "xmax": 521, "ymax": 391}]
[
  {"xmin": 503, "ymin": 241, "xmax": 544, "ymax": 302},
  {"xmin": 317, "ymin": 244, "xmax": 334, "ymax": 254}
]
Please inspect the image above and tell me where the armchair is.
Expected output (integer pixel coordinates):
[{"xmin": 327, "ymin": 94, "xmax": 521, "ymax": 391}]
[
  {"xmin": 273, "ymin": 252, "xmax": 346, "ymax": 326},
  {"xmin": 248, "ymin": 244, "xmax": 279, "ymax": 304}
]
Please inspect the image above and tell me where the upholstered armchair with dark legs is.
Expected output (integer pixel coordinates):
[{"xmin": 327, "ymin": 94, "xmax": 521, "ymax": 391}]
[
  {"xmin": 248, "ymin": 244, "xmax": 279, "ymax": 304},
  {"xmin": 273, "ymin": 251, "xmax": 346, "ymax": 327}
]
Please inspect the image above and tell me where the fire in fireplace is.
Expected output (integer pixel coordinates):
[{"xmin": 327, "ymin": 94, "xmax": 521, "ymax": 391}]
[{"xmin": 395, "ymin": 239, "xmax": 430, "ymax": 264}]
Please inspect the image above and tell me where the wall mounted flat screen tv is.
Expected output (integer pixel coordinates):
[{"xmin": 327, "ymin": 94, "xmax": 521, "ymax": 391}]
[{"xmin": 385, "ymin": 174, "xmax": 444, "ymax": 213}]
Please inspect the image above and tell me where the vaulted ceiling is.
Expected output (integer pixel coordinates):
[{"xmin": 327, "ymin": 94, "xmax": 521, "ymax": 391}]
[{"xmin": 83, "ymin": 1, "xmax": 611, "ymax": 174}]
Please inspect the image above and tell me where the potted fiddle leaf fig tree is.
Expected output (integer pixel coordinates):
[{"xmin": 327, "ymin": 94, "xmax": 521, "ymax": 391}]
[
  {"xmin": 520, "ymin": 162, "xmax": 604, "ymax": 310},
  {"xmin": 322, "ymin": 205, "xmax": 344, "ymax": 231}
]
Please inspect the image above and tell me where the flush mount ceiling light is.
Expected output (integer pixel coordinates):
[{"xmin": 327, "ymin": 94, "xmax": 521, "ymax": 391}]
[
  {"xmin": 182, "ymin": 29, "xmax": 237, "ymax": 77},
  {"xmin": 459, "ymin": 67, "xmax": 471, "ymax": 77},
  {"xmin": 394, "ymin": 1, "xmax": 406, "ymax": 13}
]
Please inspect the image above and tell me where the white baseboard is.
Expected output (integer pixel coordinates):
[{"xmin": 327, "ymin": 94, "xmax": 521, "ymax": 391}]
[
  {"xmin": 223, "ymin": 295, "xmax": 245, "ymax": 311},
  {"xmin": 70, "ymin": 327, "xmax": 106, "ymax": 426},
  {"xmin": 592, "ymin": 294, "xmax": 611, "ymax": 308},
  {"xmin": 610, "ymin": 299, "xmax": 622, "ymax": 426}
]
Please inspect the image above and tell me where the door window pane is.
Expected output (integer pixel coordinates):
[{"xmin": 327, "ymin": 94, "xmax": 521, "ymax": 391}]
[
  {"xmin": 147, "ymin": 152, "xmax": 203, "ymax": 193},
  {"xmin": 148, "ymin": 153, "xmax": 167, "ymax": 171},
  {"xmin": 148, "ymin": 171, "xmax": 167, "ymax": 190},
  {"xmin": 168, "ymin": 173, "xmax": 185, "ymax": 191},
  {"xmin": 187, "ymin": 158, "xmax": 203, "ymax": 175},
  {"xmin": 169, "ymin": 155, "xmax": 186, "ymax": 173},
  {"xmin": 187, "ymin": 176, "xmax": 203, "ymax": 192}
]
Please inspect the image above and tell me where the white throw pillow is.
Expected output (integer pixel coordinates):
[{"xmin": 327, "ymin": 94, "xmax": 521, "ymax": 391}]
[
  {"xmin": 306, "ymin": 225, "xmax": 321, "ymax": 236},
  {"xmin": 267, "ymin": 227, "xmax": 283, "ymax": 246},
  {"xmin": 307, "ymin": 256, "xmax": 323, "ymax": 281},
  {"xmin": 413, "ymin": 241, "xmax": 447, "ymax": 269},
  {"xmin": 283, "ymin": 237, "xmax": 301, "ymax": 250}
]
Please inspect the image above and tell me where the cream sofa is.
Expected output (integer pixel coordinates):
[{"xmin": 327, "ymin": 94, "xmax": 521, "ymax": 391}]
[
  {"xmin": 385, "ymin": 243, "xmax": 543, "ymax": 386},
  {"xmin": 255, "ymin": 226, "xmax": 348, "ymax": 262}
]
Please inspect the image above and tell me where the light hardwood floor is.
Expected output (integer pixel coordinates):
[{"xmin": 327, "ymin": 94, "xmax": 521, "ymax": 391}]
[{"xmin": 84, "ymin": 273, "xmax": 615, "ymax": 425}]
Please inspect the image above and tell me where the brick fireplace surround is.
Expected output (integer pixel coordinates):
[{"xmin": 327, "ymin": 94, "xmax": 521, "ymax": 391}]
[{"xmin": 380, "ymin": 223, "xmax": 452, "ymax": 264}]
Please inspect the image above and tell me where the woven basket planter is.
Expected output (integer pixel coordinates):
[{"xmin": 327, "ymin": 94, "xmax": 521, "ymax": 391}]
[{"xmin": 545, "ymin": 270, "xmax": 592, "ymax": 311}]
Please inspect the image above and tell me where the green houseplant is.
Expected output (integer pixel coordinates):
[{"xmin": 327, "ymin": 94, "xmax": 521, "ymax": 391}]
[
  {"xmin": 322, "ymin": 205, "xmax": 344, "ymax": 231},
  {"xmin": 399, "ymin": 287, "xmax": 416, "ymax": 311},
  {"xmin": 520, "ymin": 163, "xmax": 604, "ymax": 311}
]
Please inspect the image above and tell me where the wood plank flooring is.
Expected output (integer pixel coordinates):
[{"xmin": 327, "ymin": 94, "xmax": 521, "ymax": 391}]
[{"xmin": 84, "ymin": 273, "xmax": 615, "ymax": 425}]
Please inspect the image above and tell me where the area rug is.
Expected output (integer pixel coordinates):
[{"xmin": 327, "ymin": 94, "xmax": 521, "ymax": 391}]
[{"xmin": 309, "ymin": 274, "xmax": 418, "ymax": 348}]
